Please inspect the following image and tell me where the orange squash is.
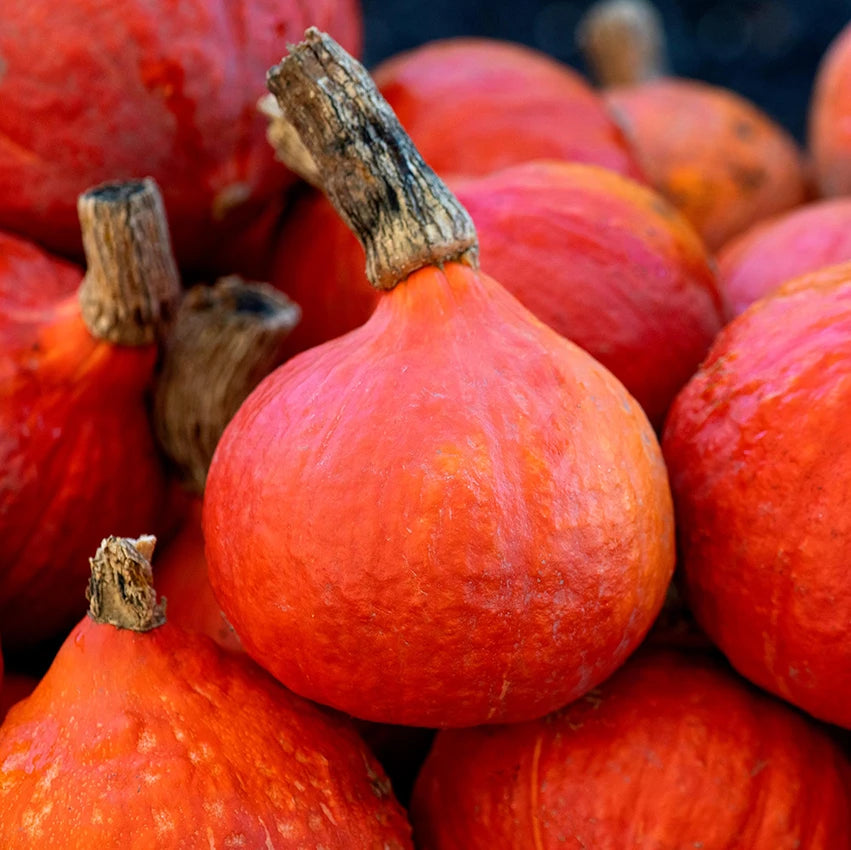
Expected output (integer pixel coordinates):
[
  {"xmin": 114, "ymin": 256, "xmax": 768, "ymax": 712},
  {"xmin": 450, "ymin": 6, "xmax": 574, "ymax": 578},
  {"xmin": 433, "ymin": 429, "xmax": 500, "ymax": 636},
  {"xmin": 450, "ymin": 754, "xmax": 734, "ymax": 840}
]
[
  {"xmin": 663, "ymin": 261, "xmax": 851, "ymax": 728},
  {"xmin": 0, "ymin": 536, "xmax": 413, "ymax": 847},
  {"xmin": 271, "ymin": 160, "xmax": 723, "ymax": 428},
  {"xmin": 204, "ymin": 30, "xmax": 674, "ymax": 728},
  {"xmin": 579, "ymin": 0, "xmax": 808, "ymax": 250},
  {"xmin": 0, "ymin": 180, "xmax": 179, "ymax": 647},
  {"xmin": 411, "ymin": 648, "xmax": 851, "ymax": 848}
]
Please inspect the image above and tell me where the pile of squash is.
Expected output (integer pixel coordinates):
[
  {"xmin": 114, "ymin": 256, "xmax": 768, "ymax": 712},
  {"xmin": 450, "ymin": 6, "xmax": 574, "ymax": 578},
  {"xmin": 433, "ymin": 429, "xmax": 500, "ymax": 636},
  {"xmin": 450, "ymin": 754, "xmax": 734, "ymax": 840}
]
[{"xmin": 1, "ymin": 0, "xmax": 850, "ymax": 846}]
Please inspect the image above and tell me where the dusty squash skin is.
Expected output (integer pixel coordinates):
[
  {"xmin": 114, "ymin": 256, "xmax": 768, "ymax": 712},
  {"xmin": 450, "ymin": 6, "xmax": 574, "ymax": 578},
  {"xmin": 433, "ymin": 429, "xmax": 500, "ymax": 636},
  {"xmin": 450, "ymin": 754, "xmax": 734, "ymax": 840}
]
[
  {"xmin": 0, "ymin": 0, "xmax": 361, "ymax": 272},
  {"xmin": 410, "ymin": 648, "xmax": 851, "ymax": 849},
  {"xmin": 0, "ymin": 537, "xmax": 413, "ymax": 849},
  {"xmin": 718, "ymin": 198, "xmax": 851, "ymax": 320},
  {"xmin": 271, "ymin": 161, "xmax": 723, "ymax": 429},
  {"xmin": 372, "ymin": 38, "xmax": 645, "ymax": 182},
  {"xmin": 663, "ymin": 262, "xmax": 851, "ymax": 728},
  {"xmin": 0, "ymin": 229, "xmax": 168, "ymax": 647}
]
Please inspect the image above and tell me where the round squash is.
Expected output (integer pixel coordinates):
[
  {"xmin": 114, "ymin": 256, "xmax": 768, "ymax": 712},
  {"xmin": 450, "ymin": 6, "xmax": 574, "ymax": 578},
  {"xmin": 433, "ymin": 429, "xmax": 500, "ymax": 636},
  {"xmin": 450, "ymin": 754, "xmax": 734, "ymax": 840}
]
[
  {"xmin": 411, "ymin": 648, "xmax": 851, "ymax": 848},
  {"xmin": 205, "ymin": 30, "xmax": 674, "ymax": 728},
  {"xmin": 663, "ymin": 261, "xmax": 851, "ymax": 728},
  {"xmin": 0, "ymin": 536, "xmax": 413, "ymax": 848}
]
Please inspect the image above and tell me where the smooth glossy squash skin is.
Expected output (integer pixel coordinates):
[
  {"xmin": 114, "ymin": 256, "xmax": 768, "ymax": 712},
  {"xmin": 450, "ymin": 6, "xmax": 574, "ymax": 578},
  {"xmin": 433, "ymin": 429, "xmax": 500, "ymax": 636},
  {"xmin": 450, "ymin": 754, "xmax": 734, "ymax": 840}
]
[
  {"xmin": 606, "ymin": 79, "xmax": 808, "ymax": 251},
  {"xmin": 154, "ymin": 498, "xmax": 242, "ymax": 653},
  {"xmin": 410, "ymin": 649, "xmax": 851, "ymax": 849},
  {"xmin": 372, "ymin": 39, "xmax": 645, "ymax": 181},
  {"xmin": 0, "ymin": 233, "xmax": 168, "ymax": 646},
  {"xmin": 0, "ymin": 0, "xmax": 361, "ymax": 272},
  {"xmin": 718, "ymin": 198, "xmax": 851, "ymax": 319},
  {"xmin": 273, "ymin": 161, "xmax": 723, "ymax": 428},
  {"xmin": 0, "ymin": 616, "xmax": 412, "ymax": 848},
  {"xmin": 662, "ymin": 263, "xmax": 851, "ymax": 728},
  {"xmin": 205, "ymin": 261, "xmax": 675, "ymax": 728},
  {"xmin": 810, "ymin": 23, "xmax": 851, "ymax": 197}
]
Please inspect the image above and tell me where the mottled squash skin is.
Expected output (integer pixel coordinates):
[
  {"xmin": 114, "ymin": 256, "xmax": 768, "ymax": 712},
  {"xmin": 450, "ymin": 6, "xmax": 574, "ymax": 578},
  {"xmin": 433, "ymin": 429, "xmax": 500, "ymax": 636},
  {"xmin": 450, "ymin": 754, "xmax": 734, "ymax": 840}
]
[
  {"xmin": 663, "ymin": 262, "xmax": 851, "ymax": 728},
  {"xmin": 0, "ymin": 233, "xmax": 169, "ymax": 647},
  {"xmin": 0, "ymin": 616, "xmax": 413, "ymax": 848},
  {"xmin": 606, "ymin": 78, "xmax": 808, "ymax": 250},
  {"xmin": 205, "ymin": 262, "xmax": 674, "ymax": 728},
  {"xmin": 411, "ymin": 649, "xmax": 851, "ymax": 849},
  {"xmin": 372, "ymin": 39, "xmax": 645, "ymax": 181},
  {"xmin": 0, "ymin": 0, "xmax": 361, "ymax": 272},
  {"xmin": 272, "ymin": 161, "xmax": 723, "ymax": 428},
  {"xmin": 719, "ymin": 198, "xmax": 851, "ymax": 319}
]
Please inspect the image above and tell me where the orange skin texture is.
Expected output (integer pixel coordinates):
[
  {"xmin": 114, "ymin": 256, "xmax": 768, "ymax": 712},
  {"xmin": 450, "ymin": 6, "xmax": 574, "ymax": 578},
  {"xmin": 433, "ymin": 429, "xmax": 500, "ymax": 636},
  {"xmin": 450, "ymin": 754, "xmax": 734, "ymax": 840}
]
[
  {"xmin": 662, "ymin": 262, "xmax": 851, "ymax": 728},
  {"xmin": 0, "ymin": 232, "xmax": 169, "ymax": 646},
  {"xmin": 154, "ymin": 498, "xmax": 243, "ymax": 653},
  {"xmin": 373, "ymin": 39, "xmax": 645, "ymax": 182},
  {"xmin": 0, "ymin": 0, "xmax": 361, "ymax": 272},
  {"xmin": 606, "ymin": 79, "xmax": 808, "ymax": 251},
  {"xmin": 0, "ymin": 615, "xmax": 413, "ymax": 848},
  {"xmin": 810, "ymin": 22, "xmax": 851, "ymax": 197},
  {"xmin": 273, "ymin": 161, "xmax": 723, "ymax": 428},
  {"xmin": 718, "ymin": 198, "xmax": 851, "ymax": 319},
  {"xmin": 205, "ymin": 261, "xmax": 675, "ymax": 728},
  {"xmin": 410, "ymin": 649, "xmax": 851, "ymax": 849}
]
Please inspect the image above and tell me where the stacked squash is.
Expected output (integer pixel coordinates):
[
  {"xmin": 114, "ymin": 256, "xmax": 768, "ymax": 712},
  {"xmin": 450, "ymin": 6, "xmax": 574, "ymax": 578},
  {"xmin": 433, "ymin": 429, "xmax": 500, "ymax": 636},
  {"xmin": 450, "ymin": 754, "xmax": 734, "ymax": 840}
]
[{"xmin": 1, "ymin": 2, "xmax": 851, "ymax": 847}]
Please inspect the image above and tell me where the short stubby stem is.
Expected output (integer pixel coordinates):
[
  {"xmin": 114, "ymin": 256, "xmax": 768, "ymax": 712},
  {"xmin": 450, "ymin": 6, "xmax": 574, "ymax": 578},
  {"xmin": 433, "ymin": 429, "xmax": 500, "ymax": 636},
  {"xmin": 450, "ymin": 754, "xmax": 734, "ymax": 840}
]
[{"xmin": 77, "ymin": 179, "xmax": 182, "ymax": 345}]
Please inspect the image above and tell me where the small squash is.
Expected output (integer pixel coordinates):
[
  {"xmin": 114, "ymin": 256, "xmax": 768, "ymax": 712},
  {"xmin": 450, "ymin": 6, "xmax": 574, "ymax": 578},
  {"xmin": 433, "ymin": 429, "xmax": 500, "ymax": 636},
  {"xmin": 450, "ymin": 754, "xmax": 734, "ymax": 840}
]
[
  {"xmin": 0, "ymin": 180, "xmax": 179, "ymax": 647},
  {"xmin": 579, "ymin": 0, "xmax": 808, "ymax": 250},
  {"xmin": 411, "ymin": 648, "xmax": 851, "ymax": 848},
  {"xmin": 204, "ymin": 30, "xmax": 674, "ymax": 728},
  {"xmin": 0, "ymin": 536, "xmax": 413, "ymax": 848},
  {"xmin": 663, "ymin": 261, "xmax": 851, "ymax": 728}
]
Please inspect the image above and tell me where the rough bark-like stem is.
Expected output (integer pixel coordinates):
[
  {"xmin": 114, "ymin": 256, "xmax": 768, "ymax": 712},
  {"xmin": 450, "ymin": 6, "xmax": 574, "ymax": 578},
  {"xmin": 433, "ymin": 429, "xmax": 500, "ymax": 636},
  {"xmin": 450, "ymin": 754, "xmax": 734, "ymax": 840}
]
[
  {"xmin": 77, "ymin": 179, "xmax": 182, "ymax": 345},
  {"xmin": 266, "ymin": 28, "xmax": 479, "ymax": 291}
]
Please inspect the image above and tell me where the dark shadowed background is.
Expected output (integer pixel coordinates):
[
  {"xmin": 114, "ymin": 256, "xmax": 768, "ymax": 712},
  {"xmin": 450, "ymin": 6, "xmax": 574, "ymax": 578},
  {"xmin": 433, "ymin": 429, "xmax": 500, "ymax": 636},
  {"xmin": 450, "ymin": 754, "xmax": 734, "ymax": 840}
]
[{"xmin": 360, "ymin": 0, "xmax": 851, "ymax": 141}]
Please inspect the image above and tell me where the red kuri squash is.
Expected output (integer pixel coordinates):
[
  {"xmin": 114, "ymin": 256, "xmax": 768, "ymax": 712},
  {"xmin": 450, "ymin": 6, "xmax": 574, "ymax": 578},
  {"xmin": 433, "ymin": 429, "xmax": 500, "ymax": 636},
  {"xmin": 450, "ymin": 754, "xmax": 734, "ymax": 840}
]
[
  {"xmin": 0, "ymin": 180, "xmax": 179, "ymax": 647},
  {"xmin": 204, "ymin": 30, "xmax": 674, "ymax": 728},
  {"xmin": 0, "ymin": 536, "xmax": 413, "ymax": 848},
  {"xmin": 0, "ymin": 0, "xmax": 361, "ymax": 272},
  {"xmin": 411, "ymin": 648, "xmax": 851, "ymax": 848},
  {"xmin": 663, "ymin": 261, "xmax": 851, "ymax": 728}
]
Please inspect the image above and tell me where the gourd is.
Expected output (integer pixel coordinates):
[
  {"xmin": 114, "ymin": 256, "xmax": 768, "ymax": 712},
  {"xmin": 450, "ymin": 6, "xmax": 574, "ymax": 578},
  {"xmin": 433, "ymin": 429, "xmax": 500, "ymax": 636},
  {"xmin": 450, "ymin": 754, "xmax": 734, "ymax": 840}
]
[
  {"xmin": 719, "ymin": 198, "xmax": 851, "ymax": 318},
  {"xmin": 0, "ymin": 180, "xmax": 179, "ymax": 647},
  {"xmin": 204, "ymin": 30, "xmax": 675, "ymax": 729},
  {"xmin": 0, "ymin": 0, "xmax": 361, "ymax": 272},
  {"xmin": 411, "ymin": 648, "xmax": 851, "ymax": 848},
  {"xmin": 663, "ymin": 261, "xmax": 851, "ymax": 728},
  {"xmin": 270, "ymin": 160, "xmax": 723, "ymax": 428},
  {"xmin": 0, "ymin": 536, "xmax": 413, "ymax": 848},
  {"xmin": 578, "ymin": 0, "xmax": 808, "ymax": 250}
]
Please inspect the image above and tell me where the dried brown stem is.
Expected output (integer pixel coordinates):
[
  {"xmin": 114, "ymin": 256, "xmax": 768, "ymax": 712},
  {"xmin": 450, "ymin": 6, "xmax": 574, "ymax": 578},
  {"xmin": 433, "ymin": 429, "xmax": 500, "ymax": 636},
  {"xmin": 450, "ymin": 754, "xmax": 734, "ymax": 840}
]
[
  {"xmin": 86, "ymin": 536, "xmax": 166, "ymax": 632},
  {"xmin": 77, "ymin": 179, "xmax": 182, "ymax": 345},
  {"xmin": 266, "ymin": 28, "xmax": 479, "ymax": 291},
  {"xmin": 153, "ymin": 276, "xmax": 301, "ymax": 492},
  {"xmin": 577, "ymin": 0, "xmax": 667, "ymax": 87},
  {"xmin": 258, "ymin": 93, "xmax": 322, "ymax": 188}
]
